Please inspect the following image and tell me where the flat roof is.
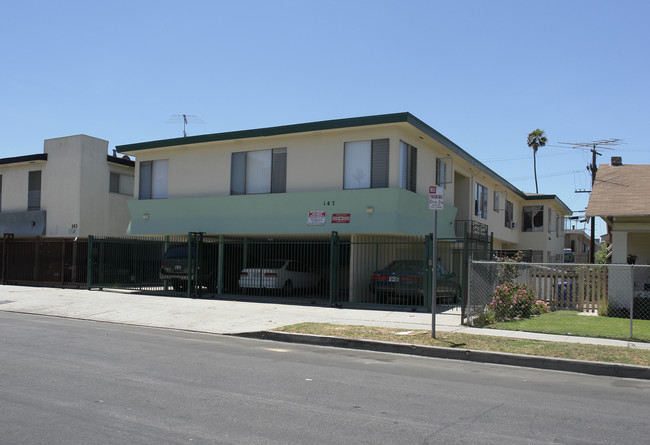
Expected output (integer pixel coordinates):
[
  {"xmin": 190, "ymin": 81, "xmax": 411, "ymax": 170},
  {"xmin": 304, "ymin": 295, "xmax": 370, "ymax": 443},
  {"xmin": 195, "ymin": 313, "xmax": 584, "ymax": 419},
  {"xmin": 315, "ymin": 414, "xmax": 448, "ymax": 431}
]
[{"xmin": 0, "ymin": 153, "xmax": 48, "ymax": 166}]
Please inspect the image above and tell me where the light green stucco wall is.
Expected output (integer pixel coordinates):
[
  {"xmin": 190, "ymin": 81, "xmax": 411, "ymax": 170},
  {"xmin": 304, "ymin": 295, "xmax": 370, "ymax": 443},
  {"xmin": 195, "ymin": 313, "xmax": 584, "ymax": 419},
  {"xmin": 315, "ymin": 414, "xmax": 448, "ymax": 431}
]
[{"xmin": 128, "ymin": 188, "xmax": 458, "ymax": 237}]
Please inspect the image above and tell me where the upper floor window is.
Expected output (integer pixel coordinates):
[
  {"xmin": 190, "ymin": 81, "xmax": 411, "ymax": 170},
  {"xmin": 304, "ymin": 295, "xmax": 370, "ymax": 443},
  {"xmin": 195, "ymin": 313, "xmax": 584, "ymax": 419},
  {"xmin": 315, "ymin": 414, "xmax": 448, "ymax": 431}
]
[
  {"xmin": 474, "ymin": 182, "xmax": 488, "ymax": 219},
  {"xmin": 230, "ymin": 148, "xmax": 286, "ymax": 195},
  {"xmin": 522, "ymin": 205, "xmax": 544, "ymax": 232},
  {"xmin": 343, "ymin": 139, "xmax": 388, "ymax": 189},
  {"xmin": 28, "ymin": 170, "xmax": 41, "ymax": 210},
  {"xmin": 436, "ymin": 158, "xmax": 452, "ymax": 187},
  {"xmin": 110, "ymin": 172, "xmax": 135, "ymax": 196},
  {"xmin": 505, "ymin": 200, "xmax": 514, "ymax": 228},
  {"xmin": 399, "ymin": 141, "xmax": 417, "ymax": 193},
  {"xmin": 139, "ymin": 159, "xmax": 168, "ymax": 199}
]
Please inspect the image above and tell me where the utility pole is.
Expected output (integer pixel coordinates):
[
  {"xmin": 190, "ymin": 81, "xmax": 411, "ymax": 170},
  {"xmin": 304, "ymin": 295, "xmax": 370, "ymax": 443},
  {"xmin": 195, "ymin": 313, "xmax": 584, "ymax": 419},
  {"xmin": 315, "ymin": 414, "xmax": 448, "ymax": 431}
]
[{"xmin": 559, "ymin": 139, "xmax": 621, "ymax": 263}]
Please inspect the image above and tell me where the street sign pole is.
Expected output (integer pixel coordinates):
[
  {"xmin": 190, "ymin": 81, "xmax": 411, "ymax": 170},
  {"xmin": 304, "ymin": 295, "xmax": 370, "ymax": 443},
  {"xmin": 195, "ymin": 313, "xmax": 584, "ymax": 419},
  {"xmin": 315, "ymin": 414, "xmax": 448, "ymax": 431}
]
[
  {"xmin": 432, "ymin": 209, "xmax": 437, "ymax": 339},
  {"xmin": 428, "ymin": 185, "xmax": 443, "ymax": 339}
]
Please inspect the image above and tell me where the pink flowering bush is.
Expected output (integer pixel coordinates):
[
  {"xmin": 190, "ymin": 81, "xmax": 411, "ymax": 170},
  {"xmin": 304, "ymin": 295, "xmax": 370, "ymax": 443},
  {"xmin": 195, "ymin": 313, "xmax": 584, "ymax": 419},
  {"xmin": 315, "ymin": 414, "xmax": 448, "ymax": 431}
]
[
  {"xmin": 489, "ymin": 283, "xmax": 538, "ymax": 321},
  {"xmin": 534, "ymin": 300, "xmax": 551, "ymax": 315}
]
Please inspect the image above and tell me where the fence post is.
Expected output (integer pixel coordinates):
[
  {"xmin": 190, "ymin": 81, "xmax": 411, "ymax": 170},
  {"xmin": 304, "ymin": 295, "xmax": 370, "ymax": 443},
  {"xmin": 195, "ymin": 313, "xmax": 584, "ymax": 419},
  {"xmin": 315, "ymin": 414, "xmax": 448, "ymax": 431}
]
[
  {"xmin": 329, "ymin": 231, "xmax": 339, "ymax": 307},
  {"xmin": 87, "ymin": 235, "xmax": 94, "ymax": 290},
  {"xmin": 461, "ymin": 222, "xmax": 469, "ymax": 323},
  {"xmin": 630, "ymin": 264, "xmax": 634, "ymax": 339},
  {"xmin": 1, "ymin": 234, "xmax": 11, "ymax": 284},
  {"xmin": 218, "ymin": 235, "xmax": 224, "ymax": 295},
  {"xmin": 424, "ymin": 233, "xmax": 432, "ymax": 311}
]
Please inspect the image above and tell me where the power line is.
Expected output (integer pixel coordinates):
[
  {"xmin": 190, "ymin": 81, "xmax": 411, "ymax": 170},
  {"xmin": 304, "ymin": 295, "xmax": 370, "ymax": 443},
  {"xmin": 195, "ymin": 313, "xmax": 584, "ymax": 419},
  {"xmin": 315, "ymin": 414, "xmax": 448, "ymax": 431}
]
[{"xmin": 559, "ymin": 138, "xmax": 623, "ymax": 263}]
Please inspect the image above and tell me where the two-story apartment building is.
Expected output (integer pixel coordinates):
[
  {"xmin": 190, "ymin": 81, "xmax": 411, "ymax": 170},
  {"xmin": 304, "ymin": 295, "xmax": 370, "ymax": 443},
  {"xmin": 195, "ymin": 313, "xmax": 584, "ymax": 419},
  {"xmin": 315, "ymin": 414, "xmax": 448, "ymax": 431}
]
[
  {"xmin": 0, "ymin": 134, "xmax": 135, "ymax": 237},
  {"xmin": 118, "ymin": 113, "xmax": 569, "ymax": 260}
]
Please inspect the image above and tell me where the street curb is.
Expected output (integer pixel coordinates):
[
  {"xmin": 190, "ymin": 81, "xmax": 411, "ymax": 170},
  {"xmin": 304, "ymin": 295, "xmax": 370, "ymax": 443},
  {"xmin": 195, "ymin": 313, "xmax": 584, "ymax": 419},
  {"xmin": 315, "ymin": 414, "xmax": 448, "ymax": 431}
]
[{"xmin": 234, "ymin": 331, "xmax": 650, "ymax": 380}]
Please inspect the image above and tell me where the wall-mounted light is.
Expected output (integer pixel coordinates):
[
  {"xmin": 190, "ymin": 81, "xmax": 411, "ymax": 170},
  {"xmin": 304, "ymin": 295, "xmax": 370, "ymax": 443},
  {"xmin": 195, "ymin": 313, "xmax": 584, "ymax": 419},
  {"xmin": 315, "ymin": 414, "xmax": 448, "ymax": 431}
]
[
  {"xmin": 366, "ymin": 207, "xmax": 374, "ymax": 214},
  {"xmin": 142, "ymin": 213, "xmax": 150, "ymax": 220}
]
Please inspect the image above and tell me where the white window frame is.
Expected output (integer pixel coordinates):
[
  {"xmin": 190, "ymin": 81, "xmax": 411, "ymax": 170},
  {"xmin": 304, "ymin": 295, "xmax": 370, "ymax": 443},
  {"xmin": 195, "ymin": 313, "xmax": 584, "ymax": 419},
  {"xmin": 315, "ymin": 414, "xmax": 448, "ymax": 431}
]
[
  {"xmin": 436, "ymin": 157, "xmax": 453, "ymax": 187},
  {"xmin": 474, "ymin": 182, "xmax": 488, "ymax": 219}
]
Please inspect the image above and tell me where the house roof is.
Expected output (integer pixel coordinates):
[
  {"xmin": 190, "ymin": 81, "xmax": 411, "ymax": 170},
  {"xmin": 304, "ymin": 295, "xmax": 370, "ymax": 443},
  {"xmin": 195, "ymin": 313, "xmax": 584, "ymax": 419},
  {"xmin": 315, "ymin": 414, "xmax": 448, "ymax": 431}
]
[
  {"xmin": 116, "ymin": 112, "xmax": 571, "ymax": 213},
  {"xmin": 0, "ymin": 153, "xmax": 48, "ymax": 166},
  {"xmin": 586, "ymin": 163, "xmax": 650, "ymax": 217}
]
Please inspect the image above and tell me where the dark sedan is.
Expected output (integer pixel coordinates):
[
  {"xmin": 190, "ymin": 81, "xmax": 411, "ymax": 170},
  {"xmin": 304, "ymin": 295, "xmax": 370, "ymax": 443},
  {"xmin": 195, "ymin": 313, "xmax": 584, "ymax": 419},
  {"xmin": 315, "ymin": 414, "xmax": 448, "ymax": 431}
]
[{"xmin": 369, "ymin": 260, "xmax": 461, "ymax": 305}]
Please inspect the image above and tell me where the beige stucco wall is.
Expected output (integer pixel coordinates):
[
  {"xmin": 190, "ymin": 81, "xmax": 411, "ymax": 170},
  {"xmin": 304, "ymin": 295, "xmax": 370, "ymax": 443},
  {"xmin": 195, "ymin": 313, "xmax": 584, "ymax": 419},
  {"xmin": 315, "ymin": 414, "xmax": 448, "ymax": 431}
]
[
  {"xmin": 125, "ymin": 122, "xmax": 569, "ymax": 257},
  {"xmin": 0, "ymin": 160, "xmax": 47, "ymax": 211},
  {"xmin": 0, "ymin": 135, "xmax": 133, "ymax": 237},
  {"xmin": 130, "ymin": 124, "xmax": 461, "ymax": 201}
]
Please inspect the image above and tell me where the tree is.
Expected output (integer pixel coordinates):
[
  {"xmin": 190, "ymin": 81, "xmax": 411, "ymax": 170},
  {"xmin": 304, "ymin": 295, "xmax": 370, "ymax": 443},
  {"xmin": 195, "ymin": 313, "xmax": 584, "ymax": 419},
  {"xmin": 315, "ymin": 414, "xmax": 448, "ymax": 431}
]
[{"xmin": 527, "ymin": 129, "xmax": 547, "ymax": 193}]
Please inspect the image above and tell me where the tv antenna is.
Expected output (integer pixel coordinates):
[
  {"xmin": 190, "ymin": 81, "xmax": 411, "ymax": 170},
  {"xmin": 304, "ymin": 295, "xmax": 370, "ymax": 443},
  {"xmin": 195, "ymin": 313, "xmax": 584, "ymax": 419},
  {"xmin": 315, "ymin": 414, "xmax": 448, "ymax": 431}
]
[
  {"xmin": 557, "ymin": 138, "xmax": 622, "ymax": 263},
  {"xmin": 167, "ymin": 114, "xmax": 206, "ymax": 137}
]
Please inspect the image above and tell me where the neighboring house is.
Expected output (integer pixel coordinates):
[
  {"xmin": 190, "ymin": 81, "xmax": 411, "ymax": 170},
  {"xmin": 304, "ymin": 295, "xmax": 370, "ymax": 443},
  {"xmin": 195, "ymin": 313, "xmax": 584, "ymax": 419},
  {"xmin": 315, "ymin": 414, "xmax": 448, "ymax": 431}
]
[
  {"xmin": 118, "ymin": 112, "xmax": 570, "ymax": 262},
  {"xmin": 586, "ymin": 157, "xmax": 650, "ymax": 266},
  {"xmin": 0, "ymin": 135, "xmax": 135, "ymax": 237},
  {"xmin": 564, "ymin": 229, "xmax": 591, "ymax": 263}
]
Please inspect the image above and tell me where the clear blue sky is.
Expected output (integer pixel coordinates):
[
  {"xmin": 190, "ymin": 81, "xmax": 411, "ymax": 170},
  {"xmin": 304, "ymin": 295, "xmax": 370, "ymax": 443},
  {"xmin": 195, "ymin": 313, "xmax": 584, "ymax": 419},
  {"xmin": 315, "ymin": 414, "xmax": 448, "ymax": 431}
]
[{"xmin": 2, "ymin": 1, "xmax": 649, "ymax": 238}]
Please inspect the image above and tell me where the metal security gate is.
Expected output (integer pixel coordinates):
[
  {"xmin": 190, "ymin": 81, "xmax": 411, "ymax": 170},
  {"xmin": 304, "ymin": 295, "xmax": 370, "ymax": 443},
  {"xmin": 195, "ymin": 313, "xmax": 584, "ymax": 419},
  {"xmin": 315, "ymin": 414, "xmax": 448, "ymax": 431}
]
[{"xmin": 3, "ymin": 231, "xmax": 491, "ymax": 313}]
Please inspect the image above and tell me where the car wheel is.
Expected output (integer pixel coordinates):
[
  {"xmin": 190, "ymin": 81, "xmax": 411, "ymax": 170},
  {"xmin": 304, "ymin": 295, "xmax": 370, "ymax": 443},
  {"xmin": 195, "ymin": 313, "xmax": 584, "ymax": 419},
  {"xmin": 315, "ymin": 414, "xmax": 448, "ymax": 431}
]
[
  {"xmin": 172, "ymin": 281, "xmax": 187, "ymax": 293},
  {"xmin": 282, "ymin": 280, "xmax": 293, "ymax": 296}
]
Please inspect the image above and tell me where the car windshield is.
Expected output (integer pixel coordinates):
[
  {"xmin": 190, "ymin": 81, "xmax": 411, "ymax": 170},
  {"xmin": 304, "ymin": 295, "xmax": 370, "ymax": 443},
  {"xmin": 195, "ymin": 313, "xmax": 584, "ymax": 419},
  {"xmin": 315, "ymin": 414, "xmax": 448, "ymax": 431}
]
[
  {"xmin": 385, "ymin": 260, "xmax": 423, "ymax": 272},
  {"xmin": 164, "ymin": 246, "xmax": 189, "ymax": 259}
]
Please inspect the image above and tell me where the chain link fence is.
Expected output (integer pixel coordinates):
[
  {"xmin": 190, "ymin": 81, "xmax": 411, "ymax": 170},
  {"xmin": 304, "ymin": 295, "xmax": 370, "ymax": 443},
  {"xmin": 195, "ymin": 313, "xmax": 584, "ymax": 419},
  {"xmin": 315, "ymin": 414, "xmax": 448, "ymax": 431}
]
[{"xmin": 467, "ymin": 260, "xmax": 650, "ymax": 341}]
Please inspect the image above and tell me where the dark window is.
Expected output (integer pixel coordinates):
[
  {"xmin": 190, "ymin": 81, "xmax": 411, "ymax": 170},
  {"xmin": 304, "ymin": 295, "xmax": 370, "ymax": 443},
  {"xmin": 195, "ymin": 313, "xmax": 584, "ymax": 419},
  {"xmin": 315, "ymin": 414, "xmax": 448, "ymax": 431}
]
[
  {"xmin": 522, "ymin": 206, "xmax": 544, "ymax": 232},
  {"xmin": 505, "ymin": 200, "xmax": 514, "ymax": 228},
  {"xmin": 474, "ymin": 182, "xmax": 487, "ymax": 219},
  {"xmin": 110, "ymin": 172, "xmax": 120, "ymax": 193},
  {"xmin": 399, "ymin": 141, "xmax": 417, "ymax": 192},
  {"xmin": 28, "ymin": 170, "xmax": 41, "ymax": 211}
]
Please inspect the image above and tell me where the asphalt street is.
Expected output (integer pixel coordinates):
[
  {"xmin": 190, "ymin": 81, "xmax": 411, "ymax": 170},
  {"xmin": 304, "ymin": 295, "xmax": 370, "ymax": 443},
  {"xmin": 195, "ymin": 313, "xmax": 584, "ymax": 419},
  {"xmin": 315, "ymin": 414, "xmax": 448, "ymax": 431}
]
[{"xmin": 2, "ymin": 312, "xmax": 649, "ymax": 444}]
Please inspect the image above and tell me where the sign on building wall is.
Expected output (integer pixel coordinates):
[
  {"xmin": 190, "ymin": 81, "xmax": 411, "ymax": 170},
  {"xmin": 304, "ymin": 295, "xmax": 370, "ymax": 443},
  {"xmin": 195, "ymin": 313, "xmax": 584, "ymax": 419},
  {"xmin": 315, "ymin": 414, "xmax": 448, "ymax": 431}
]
[
  {"xmin": 332, "ymin": 213, "xmax": 351, "ymax": 224},
  {"xmin": 307, "ymin": 211, "xmax": 326, "ymax": 226}
]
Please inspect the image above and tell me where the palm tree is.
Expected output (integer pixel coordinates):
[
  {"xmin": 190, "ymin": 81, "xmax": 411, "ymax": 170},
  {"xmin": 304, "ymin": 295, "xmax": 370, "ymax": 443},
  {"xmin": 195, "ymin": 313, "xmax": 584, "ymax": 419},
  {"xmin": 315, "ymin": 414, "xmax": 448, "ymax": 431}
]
[{"xmin": 527, "ymin": 129, "xmax": 547, "ymax": 193}]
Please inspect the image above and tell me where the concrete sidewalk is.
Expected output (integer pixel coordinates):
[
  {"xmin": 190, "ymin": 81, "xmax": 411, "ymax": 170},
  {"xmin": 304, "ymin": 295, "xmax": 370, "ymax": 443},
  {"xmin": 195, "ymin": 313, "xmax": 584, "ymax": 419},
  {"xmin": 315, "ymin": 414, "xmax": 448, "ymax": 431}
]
[{"xmin": 1, "ymin": 285, "xmax": 648, "ymax": 350}]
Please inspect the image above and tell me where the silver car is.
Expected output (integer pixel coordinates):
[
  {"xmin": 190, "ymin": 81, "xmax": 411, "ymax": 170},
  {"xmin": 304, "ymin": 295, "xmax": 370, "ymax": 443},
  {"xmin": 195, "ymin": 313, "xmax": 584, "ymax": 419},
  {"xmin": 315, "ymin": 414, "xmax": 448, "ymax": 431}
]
[{"xmin": 239, "ymin": 259, "xmax": 319, "ymax": 294}]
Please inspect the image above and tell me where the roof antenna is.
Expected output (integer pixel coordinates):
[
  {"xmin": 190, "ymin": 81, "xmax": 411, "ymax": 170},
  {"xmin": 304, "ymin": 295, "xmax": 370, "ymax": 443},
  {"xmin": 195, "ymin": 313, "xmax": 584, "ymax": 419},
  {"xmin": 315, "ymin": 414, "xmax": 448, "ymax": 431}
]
[{"xmin": 167, "ymin": 114, "xmax": 206, "ymax": 137}]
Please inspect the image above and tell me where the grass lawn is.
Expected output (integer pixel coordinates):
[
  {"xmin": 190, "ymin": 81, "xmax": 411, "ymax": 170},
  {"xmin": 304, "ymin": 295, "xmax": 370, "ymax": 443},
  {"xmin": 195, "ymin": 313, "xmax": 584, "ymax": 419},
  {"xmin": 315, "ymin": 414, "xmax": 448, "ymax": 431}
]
[
  {"xmin": 486, "ymin": 310, "xmax": 650, "ymax": 342},
  {"xmin": 275, "ymin": 323, "xmax": 650, "ymax": 367}
]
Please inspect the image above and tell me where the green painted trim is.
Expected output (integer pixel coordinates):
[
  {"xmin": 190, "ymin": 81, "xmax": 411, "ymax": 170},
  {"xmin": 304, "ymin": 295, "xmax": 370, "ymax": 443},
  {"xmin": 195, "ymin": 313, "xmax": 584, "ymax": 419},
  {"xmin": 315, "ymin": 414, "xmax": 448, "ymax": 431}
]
[
  {"xmin": 127, "ymin": 188, "xmax": 459, "ymax": 238},
  {"xmin": 116, "ymin": 113, "xmax": 411, "ymax": 152}
]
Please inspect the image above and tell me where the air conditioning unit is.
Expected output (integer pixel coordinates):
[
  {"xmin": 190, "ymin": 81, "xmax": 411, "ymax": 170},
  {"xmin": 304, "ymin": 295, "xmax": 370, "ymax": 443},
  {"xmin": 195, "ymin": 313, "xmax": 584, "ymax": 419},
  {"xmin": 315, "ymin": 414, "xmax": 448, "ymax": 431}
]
[{"xmin": 510, "ymin": 222, "xmax": 518, "ymax": 229}]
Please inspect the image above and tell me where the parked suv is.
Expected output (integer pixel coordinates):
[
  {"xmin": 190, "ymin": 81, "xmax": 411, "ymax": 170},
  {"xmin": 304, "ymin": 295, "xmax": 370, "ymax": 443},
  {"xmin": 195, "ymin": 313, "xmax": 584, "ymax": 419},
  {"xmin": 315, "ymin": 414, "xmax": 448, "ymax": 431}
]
[{"xmin": 160, "ymin": 244, "xmax": 237, "ymax": 293}]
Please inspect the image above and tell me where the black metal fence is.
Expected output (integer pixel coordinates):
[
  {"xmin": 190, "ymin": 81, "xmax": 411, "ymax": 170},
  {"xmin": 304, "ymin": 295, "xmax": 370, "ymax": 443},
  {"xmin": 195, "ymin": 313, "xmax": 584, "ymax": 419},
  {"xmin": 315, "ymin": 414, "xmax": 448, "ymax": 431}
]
[{"xmin": 2, "ymin": 231, "xmax": 491, "ymax": 311}]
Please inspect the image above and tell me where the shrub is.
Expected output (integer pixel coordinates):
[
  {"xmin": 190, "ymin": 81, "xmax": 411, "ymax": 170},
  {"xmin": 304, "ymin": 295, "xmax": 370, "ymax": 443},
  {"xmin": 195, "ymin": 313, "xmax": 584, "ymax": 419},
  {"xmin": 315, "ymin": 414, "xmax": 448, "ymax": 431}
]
[
  {"xmin": 472, "ymin": 308, "xmax": 496, "ymax": 327},
  {"xmin": 488, "ymin": 282, "xmax": 538, "ymax": 322},
  {"xmin": 533, "ymin": 300, "xmax": 550, "ymax": 315}
]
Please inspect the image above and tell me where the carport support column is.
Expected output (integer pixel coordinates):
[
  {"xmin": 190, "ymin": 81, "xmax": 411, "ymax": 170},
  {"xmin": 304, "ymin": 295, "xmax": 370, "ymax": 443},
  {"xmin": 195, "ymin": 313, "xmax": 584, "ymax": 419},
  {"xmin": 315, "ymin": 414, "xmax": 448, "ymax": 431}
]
[{"xmin": 329, "ymin": 231, "xmax": 339, "ymax": 306}]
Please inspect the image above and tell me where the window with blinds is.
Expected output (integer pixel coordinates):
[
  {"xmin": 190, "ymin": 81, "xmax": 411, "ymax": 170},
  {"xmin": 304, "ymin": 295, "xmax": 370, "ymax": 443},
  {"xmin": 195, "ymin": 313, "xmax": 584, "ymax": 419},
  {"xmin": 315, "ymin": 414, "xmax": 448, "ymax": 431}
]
[
  {"xmin": 344, "ymin": 139, "xmax": 389, "ymax": 190},
  {"xmin": 139, "ymin": 159, "xmax": 169, "ymax": 199},
  {"xmin": 399, "ymin": 141, "xmax": 417, "ymax": 192},
  {"xmin": 230, "ymin": 148, "xmax": 287, "ymax": 195}
]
